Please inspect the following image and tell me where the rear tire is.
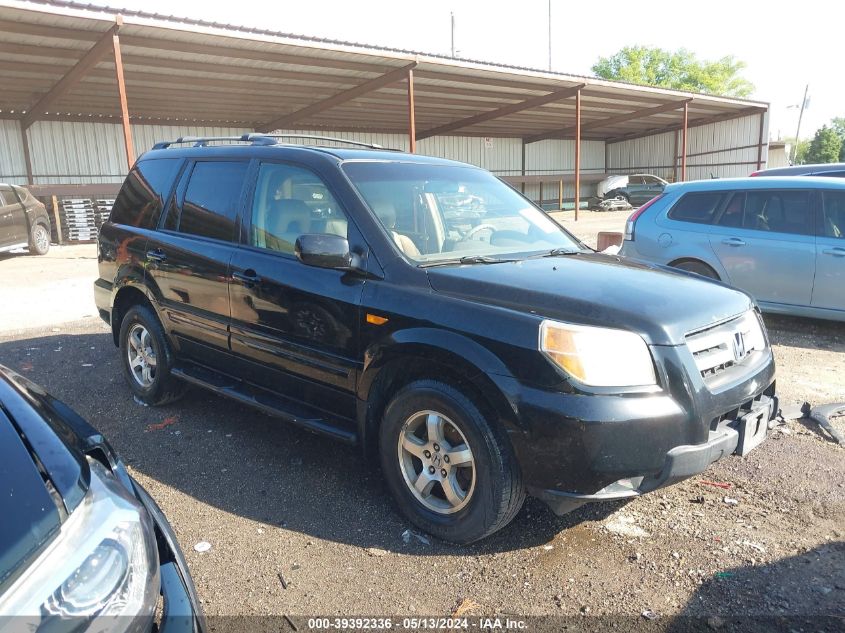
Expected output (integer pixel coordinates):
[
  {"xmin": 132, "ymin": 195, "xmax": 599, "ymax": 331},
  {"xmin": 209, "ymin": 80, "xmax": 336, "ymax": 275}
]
[
  {"xmin": 118, "ymin": 304, "xmax": 185, "ymax": 405},
  {"xmin": 29, "ymin": 222, "xmax": 50, "ymax": 256},
  {"xmin": 672, "ymin": 259, "xmax": 720, "ymax": 280},
  {"xmin": 379, "ymin": 379, "xmax": 524, "ymax": 544}
]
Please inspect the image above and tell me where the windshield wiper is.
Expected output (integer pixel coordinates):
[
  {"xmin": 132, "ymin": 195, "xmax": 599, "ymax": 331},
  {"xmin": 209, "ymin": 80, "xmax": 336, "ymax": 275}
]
[
  {"xmin": 419, "ymin": 255, "xmax": 519, "ymax": 268},
  {"xmin": 525, "ymin": 248, "xmax": 584, "ymax": 259}
]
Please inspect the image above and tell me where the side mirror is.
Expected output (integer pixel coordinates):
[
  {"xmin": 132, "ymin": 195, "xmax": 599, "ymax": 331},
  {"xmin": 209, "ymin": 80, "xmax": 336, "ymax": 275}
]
[{"xmin": 295, "ymin": 233, "xmax": 355, "ymax": 270}]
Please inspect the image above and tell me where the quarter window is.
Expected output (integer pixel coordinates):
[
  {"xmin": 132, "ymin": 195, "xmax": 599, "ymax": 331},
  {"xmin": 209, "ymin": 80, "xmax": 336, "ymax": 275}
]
[
  {"xmin": 175, "ymin": 161, "xmax": 249, "ymax": 242},
  {"xmin": 668, "ymin": 192, "xmax": 724, "ymax": 224},
  {"xmin": 822, "ymin": 191, "xmax": 845, "ymax": 239},
  {"xmin": 249, "ymin": 162, "xmax": 347, "ymax": 255},
  {"xmin": 110, "ymin": 158, "xmax": 181, "ymax": 229}
]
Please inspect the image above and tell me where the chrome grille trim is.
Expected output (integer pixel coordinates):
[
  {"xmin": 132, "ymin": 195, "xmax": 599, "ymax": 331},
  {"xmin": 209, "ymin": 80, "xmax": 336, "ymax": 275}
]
[{"xmin": 686, "ymin": 311, "xmax": 766, "ymax": 380}]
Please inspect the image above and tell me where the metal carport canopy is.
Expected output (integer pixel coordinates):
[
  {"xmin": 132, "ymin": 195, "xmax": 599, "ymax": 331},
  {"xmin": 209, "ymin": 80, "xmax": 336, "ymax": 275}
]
[{"xmin": 0, "ymin": 0, "xmax": 767, "ymax": 148}]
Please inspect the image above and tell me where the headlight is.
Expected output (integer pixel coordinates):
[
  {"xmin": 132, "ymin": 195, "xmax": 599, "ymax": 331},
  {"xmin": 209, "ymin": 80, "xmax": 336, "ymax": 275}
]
[
  {"xmin": 0, "ymin": 459, "xmax": 159, "ymax": 631},
  {"xmin": 539, "ymin": 320, "xmax": 657, "ymax": 387}
]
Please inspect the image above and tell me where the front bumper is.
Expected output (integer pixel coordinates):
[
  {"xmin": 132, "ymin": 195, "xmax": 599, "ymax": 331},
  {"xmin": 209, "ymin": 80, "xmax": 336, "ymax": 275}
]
[
  {"xmin": 498, "ymin": 343, "xmax": 777, "ymax": 514},
  {"xmin": 131, "ymin": 479, "xmax": 206, "ymax": 633}
]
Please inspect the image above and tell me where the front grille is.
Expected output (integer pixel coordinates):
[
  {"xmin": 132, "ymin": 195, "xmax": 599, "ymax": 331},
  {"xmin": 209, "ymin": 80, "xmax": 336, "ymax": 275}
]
[{"xmin": 686, "ymin": 311, "xmax": 767, "ymax": 383}]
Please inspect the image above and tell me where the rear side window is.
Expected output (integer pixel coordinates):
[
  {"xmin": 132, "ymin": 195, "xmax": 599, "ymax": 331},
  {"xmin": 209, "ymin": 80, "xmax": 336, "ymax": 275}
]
[
  {"xmin": 110, "ymin": 159, "xmax": 181, "ymax": 229},
  {"xmin": 173, "ymin": 161, "xmax": 249, "ymax": 242},
  {"xmin": 815, "ymin": 171, "xmax": 845, "ymax": 178},
  {"xmin": 668, "ymin": 192, "xmax": 724, "ymax": 224},
  {"xmin": 822, "ymin": 191, "xmax": 845, "ymax": 239}
]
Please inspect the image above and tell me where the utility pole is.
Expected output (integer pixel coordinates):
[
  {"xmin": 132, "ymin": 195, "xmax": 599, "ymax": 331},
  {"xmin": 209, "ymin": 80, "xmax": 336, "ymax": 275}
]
[
  {"xmin": 451, "ymin": 12, "xmax": 455, "ymax": 58},
  {"xmin": 547, "ymin": 0, "xmax": 552, "ymax": 71},
  {"xmin": 792, "ymin": 84, "xmax": 809, "ymax": 163}
]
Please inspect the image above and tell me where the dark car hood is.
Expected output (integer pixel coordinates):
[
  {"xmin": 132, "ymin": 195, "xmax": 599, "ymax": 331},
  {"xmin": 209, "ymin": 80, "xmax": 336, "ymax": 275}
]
[
  {"xmin": 425, "ymin": 253, "xmax": 752, "ymax": 346},
  {"xmin": 0, "ymin": 367, "xmax": 102, "ymax": 588}
]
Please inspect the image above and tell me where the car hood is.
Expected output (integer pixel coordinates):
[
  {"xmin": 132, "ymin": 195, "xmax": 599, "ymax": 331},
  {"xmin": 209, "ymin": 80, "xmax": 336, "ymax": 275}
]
[
  {"xmin": 0, "ymin": 367, "xmax": 100, "ymax": 589},
  {"xmin": 425, "ymin": 253, "xmax": 753, "ymax": 346}
]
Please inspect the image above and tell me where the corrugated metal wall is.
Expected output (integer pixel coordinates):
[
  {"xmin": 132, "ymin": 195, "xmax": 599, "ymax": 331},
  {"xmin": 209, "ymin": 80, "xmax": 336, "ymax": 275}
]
[
  {"xmin": 0, "ymin": 119, "xmax": 251, "ymax": 184},
  {"xmin": 0, "ymin": 120, "xmax": 27, "ymax": 185},
  {"xmin": 607, "ymin": 112, "xmax": 768, "ymax": 182},
  {"xmin": 524, "ymin": 139, "xmax": 605, "ymax": 200},
  {"xmin": 2, "ymin": 113, "xmax": 769, "ymax": 193}
]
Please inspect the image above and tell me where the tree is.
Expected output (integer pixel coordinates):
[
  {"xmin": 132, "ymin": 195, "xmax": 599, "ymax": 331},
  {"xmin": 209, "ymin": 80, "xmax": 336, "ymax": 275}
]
[
  {"xmin": 805, "ymin": 125, "xmax": 843, "ymax": 164},
  {"xmin": 830, "ymin": 117, "xmax": 845, "ymax": 161},
  {"xmin": 592, "ymin": 46, "xmax": 754, "ymax": 98}
]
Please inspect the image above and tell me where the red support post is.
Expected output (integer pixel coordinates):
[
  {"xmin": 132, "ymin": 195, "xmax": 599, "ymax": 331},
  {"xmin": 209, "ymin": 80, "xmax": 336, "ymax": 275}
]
[
  {"xmin": 407, "ymin": 68, "xmax": 416, "ymax": 154},
  {"xmin": 681, "ymin": 102, "xmax": 688, "ymax": 181},
  {"xmin": 574, "ymin": 87, "xmax": 581, "ymax": 221},
  {"xmin": 112, "ymin": 32, "xmax": 135, "ymax": 170}
]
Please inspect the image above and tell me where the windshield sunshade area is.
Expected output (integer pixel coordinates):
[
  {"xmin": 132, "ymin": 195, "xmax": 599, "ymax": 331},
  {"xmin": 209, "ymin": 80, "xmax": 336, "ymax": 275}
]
[{"xmin": 342, "ymin": 162, "xmax": 583, "ymax": 264}]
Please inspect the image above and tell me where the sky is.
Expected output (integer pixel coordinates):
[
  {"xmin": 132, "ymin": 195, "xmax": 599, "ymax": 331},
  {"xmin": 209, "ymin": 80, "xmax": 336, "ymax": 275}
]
[{"xmin": 99, "ymin": 0, "xmax": 844, "ymax": 141}]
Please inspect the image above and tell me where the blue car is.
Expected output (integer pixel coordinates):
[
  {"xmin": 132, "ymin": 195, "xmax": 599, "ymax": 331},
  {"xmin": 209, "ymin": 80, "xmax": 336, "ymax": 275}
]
[{"xmin": 620, "ymin": 177, "xmax": 845, "ymax": 322}]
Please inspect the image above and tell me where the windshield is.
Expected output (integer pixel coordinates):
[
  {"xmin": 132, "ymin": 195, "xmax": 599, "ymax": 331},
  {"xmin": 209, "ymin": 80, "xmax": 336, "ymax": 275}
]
[{"xmin": 342, "ymin": 161, "xmax": 583, "ymax": 263}]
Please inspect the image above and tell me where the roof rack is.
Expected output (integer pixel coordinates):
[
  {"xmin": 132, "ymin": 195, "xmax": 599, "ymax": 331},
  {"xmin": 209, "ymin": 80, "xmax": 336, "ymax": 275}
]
[{"xmin": 151, "ymin": 133, "xmax": 387, "ymax": 150}]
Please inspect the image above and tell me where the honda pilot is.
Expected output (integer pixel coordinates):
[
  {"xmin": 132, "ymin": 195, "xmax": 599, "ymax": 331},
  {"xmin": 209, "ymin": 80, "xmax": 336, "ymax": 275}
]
[{"xmin": 94, "ymin": 134, "xmax": 777, "ymax": 544}]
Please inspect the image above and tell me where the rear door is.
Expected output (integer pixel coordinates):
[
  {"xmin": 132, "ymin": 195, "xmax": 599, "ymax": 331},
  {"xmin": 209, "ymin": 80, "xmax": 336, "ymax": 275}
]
[
  {"xmin": 0, "ymin": 185, "xmax": 26, "ymax": 248},
  {"xmin": 146, "ymin": 159, "xmax": 250, "ymax": 368},
  {"xmin": 228, "ymin": 160, "xmax": 365, "ymax": 424},
  {"xmin": 708, "ymin": 189, "xmax": 816, "ymax": 307},
  {"xmin": 813, "ymin": 190, "xmax": 845, "ymax": 312}
]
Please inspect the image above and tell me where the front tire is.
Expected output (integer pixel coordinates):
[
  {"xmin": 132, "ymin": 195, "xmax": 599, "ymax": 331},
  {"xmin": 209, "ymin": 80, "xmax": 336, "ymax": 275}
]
[
  {"xmin": 379, "ymin": 380, "xmax": 524, "ymax": 544},
  {"xmin": 29, "ymin": 222, "xmax": 50, "ymax": 256},
  {"xmin": 119, "ymin": 304, "xmax": 185, "ymax": 405}
]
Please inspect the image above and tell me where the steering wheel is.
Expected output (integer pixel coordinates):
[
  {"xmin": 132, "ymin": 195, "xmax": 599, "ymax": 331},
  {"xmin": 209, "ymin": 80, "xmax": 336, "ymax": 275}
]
[{"xmin": 462, "ymin": 223, "xmax": 497, "ymax": 241}]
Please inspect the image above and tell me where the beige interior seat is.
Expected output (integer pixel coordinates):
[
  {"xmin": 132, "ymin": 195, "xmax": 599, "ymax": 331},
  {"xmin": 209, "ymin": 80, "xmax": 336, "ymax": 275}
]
[
  {"xmin": 371, "ymin": 199, "xmax": 421, "ymax": 258},
  {"xmin": 265, "ymin": 198, "xmax": 311, "ymax": 252}
]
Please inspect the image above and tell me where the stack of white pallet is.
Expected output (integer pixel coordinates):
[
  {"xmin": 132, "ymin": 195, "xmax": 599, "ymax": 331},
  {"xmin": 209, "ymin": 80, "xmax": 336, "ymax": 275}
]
[
  {"xmin": 60, "ymin": 198, "xmax": 98, "ymax": 242},
  {"xmin": 57, "ymin": 197, "xmax": 115, "ymax": 242},
  {"xmin": 95, "ymin": 198, "xmax": 115, "ymax": 228}
]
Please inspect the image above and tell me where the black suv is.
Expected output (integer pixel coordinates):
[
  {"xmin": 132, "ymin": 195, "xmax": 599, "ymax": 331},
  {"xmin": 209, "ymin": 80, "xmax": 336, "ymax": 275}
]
[{"xmin": 95, "ymin": 134, "xmax": 777, "ymax": 543}]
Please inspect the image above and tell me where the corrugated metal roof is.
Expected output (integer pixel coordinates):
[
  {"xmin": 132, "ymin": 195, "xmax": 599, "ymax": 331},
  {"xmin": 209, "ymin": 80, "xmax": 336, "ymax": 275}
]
[{"xmin": 0, "ymin": 0, "xmax": 768, "ymax": 140}]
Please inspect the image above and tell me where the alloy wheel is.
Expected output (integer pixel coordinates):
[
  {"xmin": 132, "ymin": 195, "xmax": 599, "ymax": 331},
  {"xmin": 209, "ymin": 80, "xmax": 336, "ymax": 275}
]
[
  {"xmin": 397, "ymin": 410, "xmax": 476, "ymax": 514},
  {"xmin": 126, "ymin": 323, "xmax": 157, "ymax": 387}
]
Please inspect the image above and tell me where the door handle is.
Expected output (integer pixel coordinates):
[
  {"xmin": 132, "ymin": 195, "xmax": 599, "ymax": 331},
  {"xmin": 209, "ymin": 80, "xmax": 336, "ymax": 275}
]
[
  {"xmin": 722, "ymin": 238, "xmax": 746, "ymax": 247},
  {"xmin": 145, "ymin": 248, "xmax": 167, "ymax": 262},
  {"xmin": 822, "ymin": 247, "xmax": 845, "ymax": 257},
  {"xmin": 232, "ymin": 269, "xmax": 260, "ymax": 286}
]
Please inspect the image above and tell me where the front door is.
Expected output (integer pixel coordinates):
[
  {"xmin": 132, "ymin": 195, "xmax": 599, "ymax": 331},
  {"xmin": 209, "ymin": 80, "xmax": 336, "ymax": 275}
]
[
  {"xmin": 228, "ymin": 161, "xmax": 364, "ymax": 424},
  {"xmin": 813, "ymin": 190, "xmax": 845, "ymax": 312},
  {"xmin": 0, "ymin": 185, "xmax": 25, "ymax": 248},
  {"xmin": 146, "ymin": 159, "xmax": 250, "ymax": 367},
  {"xmin": 708, "ymin": 189, "xmax": 816, "ymax": 307}
]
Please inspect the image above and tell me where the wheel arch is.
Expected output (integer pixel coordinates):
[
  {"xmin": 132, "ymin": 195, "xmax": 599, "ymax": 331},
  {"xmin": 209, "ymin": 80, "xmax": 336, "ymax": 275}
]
[
  {"xmin": 110, "ymin": 283, "xmax": 158, "ymax": 346},
  {"xmin": 667, "ymin": 256, "xmax": 722, "ymax": 281},
  {"xmin": 357, "ymin": 329, "xmax": 521, "ymax": 458}
]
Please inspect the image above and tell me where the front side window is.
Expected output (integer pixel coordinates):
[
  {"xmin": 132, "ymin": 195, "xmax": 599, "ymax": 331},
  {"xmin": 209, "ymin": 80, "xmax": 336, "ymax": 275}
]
[
  {"xmin": 0, "ymin": 186, "xmax": 15, "ymax": 206},
  {"xmin": 822, "ymin": 191, "xmax": 845, "ymax": 239},
  {"xmin": 110, "ymin": 158, "xmax": 181, "ymax": 229},
  {"xmin": 176, "ymin": 161, "xmax": 248, "ymax": 242},
  {"xmin": 249, "ymin": 163, "xmax": 347, "ymax": 255},
  {"xmin": 669, "ymin": 192, "xmax": 724, "ymax": 224},
  {"xmin": 342, "ymin": 162, "xmax": 581, "ymax": 263}
]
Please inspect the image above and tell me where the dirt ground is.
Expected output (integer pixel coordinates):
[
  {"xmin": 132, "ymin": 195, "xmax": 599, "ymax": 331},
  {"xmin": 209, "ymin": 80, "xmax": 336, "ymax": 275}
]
[{"xmin": 0, "ymin": 220, "xmax": 842, "ymax": 628}]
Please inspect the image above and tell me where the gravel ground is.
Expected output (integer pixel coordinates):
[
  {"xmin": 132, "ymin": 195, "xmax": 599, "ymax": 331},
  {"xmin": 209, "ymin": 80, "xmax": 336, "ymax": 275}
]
[{"xmin": 0, "ymin": 226, "xmax": 842, "ymax": 627}]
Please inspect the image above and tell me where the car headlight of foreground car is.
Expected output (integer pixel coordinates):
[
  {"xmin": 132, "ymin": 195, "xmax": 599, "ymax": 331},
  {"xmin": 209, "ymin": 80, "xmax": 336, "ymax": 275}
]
[
  {"xmin": 0, "ymin": 458, "xmax": 159, "ymax": 632},
  {"xmin": 540, "ymin": 320, "xmax": 657, "ymax": 388}
]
